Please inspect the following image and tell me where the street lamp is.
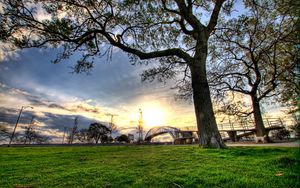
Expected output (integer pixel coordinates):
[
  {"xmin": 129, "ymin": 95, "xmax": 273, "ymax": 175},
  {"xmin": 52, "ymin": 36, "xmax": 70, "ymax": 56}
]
[{"xmin": 9, "ymin": 106, "xmax": 34, "ymax": 146}]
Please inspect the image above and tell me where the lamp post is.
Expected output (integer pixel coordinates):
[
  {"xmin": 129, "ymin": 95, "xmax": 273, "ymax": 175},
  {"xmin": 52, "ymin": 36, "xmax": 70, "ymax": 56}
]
[{"xmin": 9, "ymin": 106, "xmax": 33, "ymax": 146}]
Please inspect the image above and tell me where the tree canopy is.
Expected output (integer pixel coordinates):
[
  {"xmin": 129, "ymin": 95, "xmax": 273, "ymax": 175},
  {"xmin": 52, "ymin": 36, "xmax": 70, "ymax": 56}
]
[{"xmin": 208, "ymin": 0, "xmax": 298, "ymax": 138}]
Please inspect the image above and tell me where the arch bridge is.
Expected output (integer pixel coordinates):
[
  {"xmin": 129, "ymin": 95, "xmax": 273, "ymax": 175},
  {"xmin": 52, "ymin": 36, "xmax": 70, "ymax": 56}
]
[{"xmin": 144, "ymin": 126, "xmax": 194, "ymax": 144}]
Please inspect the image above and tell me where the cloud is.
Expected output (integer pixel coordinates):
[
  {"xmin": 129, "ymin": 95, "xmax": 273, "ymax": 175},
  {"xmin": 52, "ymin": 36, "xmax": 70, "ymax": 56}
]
[
  {"xmin": 0, "ymin": 107, "xmax": 19, "ymax": 125},
  {"xmin": 48, "ymin": 103, "xmax": 67, "ymax": 110},
  {"xmin": 0, "ymin": 82, "xmax": 114, "ymax": 129},
  {"xmin": 0, "ymin": 83, "xmax": 50, "ymax": 108},
  {"xmin": 68, "ymin": 104, "xmax": 101, "ymax": 114},
  {"xmin": 0, "ymin": 82, "xmax": 108, "ymax": 115}
]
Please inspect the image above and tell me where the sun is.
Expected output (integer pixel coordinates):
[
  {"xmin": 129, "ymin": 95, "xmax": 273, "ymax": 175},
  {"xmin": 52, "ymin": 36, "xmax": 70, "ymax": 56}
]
[{"xmin": 142, "ymin": 106, "xmax": 165, "ymax": 127}]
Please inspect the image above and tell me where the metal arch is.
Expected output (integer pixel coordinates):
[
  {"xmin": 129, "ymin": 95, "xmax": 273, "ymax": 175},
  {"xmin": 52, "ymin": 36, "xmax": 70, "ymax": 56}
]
[{"xmin": 144, "ymin": 126, "xmax": 181, "ymax": 142}]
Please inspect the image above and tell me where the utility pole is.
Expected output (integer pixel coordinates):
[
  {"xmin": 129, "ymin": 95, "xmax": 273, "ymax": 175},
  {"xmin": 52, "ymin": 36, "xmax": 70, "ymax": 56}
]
[
  {"xmin": 137, "ymin": 108, "xmax": 143, "ymax": 143},
  {"xmin": 69, "ymin": 117, "xmax": 78, "ymax": 144},
  {"xmin": 9, "ymin": 106, "xmax": 33, "ymax": 146},
  {"xmin": 105, "ymin": 113, "xmax": 118, "ymax": 135},
  {"xmin": 24, "ymin": 116, "xmax": 35, "ymax": 144}
]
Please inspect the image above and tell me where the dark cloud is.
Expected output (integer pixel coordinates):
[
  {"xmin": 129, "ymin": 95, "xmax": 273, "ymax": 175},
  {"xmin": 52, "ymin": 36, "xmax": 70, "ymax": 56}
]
[
  {"xmin": 26, "ymin": 97, "xmax": 48, "ymax": 106},
  {"xmin": 0, "ymin": 105, "xmax": 112, "ymax": 139},
  {"xmin": 32, "ymin": 112, "xmax": 108, "ymax": 132},
  {"xmin": 0, "ymin": 106, "xmax": 18, "ymax": 114},
  {"xmin": 0, "ymin": 82, "xmax": 72, "ymax": 112},
  {"xmin": 0, "ymin": 83, "xmax": 50, "ymax": 107},
  {"xmin": 0, "ymin": 106, "xmax": 33, "ymax": 125},
  {"xmin": 48, "ymin": 103, "xmax": 67, "ymax": 110},
  {"xmin": 69, "ymin": 104, "xmax": 101, "ymax": 114}
]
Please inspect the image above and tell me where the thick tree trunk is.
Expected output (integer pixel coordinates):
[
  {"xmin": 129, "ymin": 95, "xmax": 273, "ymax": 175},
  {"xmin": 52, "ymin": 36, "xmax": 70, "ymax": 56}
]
[
  {"xmin": 251, "ymin": 96, "xmax": 267, "ymax": 140},
  {"xmin": 190, "ymin": 57, "xmax": 226, "ymax": 148}
]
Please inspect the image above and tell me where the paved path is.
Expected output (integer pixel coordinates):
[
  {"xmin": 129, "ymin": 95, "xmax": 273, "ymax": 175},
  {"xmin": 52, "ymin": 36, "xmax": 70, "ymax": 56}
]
[{"xmin": 226, "ymin": 141, "xmax": 299, "ymax": 147}]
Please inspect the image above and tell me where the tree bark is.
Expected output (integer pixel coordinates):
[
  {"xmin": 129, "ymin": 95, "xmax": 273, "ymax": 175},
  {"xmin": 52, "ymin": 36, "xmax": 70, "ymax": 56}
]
[
  {"xmin": 190, "ymin": 53, "xmax": 226, "ymax": 148},
  {"xmin": 251, "ymin": 95, "xmax": 268, "ymax": 141}
]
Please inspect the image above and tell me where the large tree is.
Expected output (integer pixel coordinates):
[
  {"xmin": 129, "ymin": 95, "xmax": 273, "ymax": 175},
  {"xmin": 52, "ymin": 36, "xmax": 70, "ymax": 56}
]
[
  {"xmin": 88, "ymin": 122, "xmax": 110, "ymax": 144},
  {"xmin": 209, "ymin": 0, "xmax": 298, "ymax": 139},
  {"xmin": 0, "ymin": 0, "xmax": 236, "ymax": 148}
]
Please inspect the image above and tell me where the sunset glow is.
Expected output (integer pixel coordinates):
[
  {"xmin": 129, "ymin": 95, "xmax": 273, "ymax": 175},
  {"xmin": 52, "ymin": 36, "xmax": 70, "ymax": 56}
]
[{"xmin": 142, "ymin": 106, "xmax": 166, "ymax": 127}]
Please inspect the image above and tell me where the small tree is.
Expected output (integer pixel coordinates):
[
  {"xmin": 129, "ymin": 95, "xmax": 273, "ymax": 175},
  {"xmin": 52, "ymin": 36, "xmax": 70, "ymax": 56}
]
[
  {"xmin": 22, "ymin": 129, "xmax": 51, "ymax": 144},
  {"xmin": 88, "ymin": 123, "xmax": 111, "ymax": 144},
  {"xmin": 116, "ymin": 134, "xmax": 129, "ymax": 143},
  {"xmin": 24, "ymin": 125, "xmax": 35, "ymax": 144},
  {"xmin": 32, "ymin": 133, "xmax": 51, "ymax": 144},
  {"xmin": 75, "ymin": 128, "xmax": 90, "ymax": 143},
  {"xmin": 0, "ymin": 124, "xmax": 11, "ymax": 143}
]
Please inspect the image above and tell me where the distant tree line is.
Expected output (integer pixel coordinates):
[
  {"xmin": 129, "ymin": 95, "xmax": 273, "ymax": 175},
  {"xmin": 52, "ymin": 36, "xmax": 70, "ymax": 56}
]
[
  {"xmin": 0, "ymin": 115, "xmax": 134, "ymax": 144},
  {"xmin": 0, "ymin": 124, "xmax": 51, "ymax": 144},
  {"xmin": 67, "ymin": 122, "xmax": 131, "ymax": 144}
]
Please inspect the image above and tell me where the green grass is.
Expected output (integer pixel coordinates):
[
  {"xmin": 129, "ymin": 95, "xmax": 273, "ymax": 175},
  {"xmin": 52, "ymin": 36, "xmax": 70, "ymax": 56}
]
[{"xmin": 0, "ymin": 145, "xmax": 299, "ymax": 188}]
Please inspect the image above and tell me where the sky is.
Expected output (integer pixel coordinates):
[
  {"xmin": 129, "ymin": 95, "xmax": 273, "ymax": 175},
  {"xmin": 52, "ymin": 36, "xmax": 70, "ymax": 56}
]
[{"xmin": 0, "ymin": 47, "xmax": 197, "ymax": 142}]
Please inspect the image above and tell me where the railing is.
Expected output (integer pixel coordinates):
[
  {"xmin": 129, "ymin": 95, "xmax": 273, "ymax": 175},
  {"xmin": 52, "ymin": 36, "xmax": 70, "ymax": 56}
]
[
  {"xmin": 174, "ymin": 118, "xmax": 285, "ymax": 132},
  {"xmin": 218, "ymin": 118, "xmax": 284, "ymax": 131},
  {"xmin": 264, "ymin": 118, "xmax": 284, "ymax": 128}
]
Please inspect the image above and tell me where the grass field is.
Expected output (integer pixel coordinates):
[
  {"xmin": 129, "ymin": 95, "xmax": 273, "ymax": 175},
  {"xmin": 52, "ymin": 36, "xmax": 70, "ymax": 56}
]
[{"xmin": 0, "ymin": 145, "xmax": 299, "ymax": 188}]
